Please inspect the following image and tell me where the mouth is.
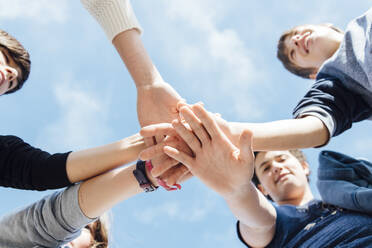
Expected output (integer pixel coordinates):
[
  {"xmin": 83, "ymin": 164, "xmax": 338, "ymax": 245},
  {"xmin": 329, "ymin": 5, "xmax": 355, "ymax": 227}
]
[
  {"xmin": 275, "ymin": 173, "xmax": 290, "ymax": 184},
  {"xmin": 302, "ymin": 31, "xmax": 311, "ymax": 53}
]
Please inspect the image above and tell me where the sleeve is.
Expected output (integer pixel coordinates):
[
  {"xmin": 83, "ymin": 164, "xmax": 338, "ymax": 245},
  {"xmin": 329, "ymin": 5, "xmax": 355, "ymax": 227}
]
[
  {"xmin": 236, "ymin": 221, "xmax": 251, "ymax": 247},
  {"xmin": 0, "ymin": 184, "xmax": 96, "ymax": 248},
  {"xmin": 293, "ymin": 75, "xmax": 372, "ymax": 138},
  {"xmin": 0, "ymin": 135, "xmax": 72, "ymax": 191},
  {"xmin": 80, "ymin": 0, "xmax": 143, "ymax": 42},
  {"xmin": 317, "ymin": 150, "xmax": 372, "ymax": 214},
  {"xmin": 236, "ymin": 205, "xmax": 285, "ymax": 248}
]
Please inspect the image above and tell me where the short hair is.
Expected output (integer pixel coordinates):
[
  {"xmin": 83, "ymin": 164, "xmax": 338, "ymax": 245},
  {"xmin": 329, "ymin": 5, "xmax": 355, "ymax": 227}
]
[
  {"xmin": 0, "ymin": 29, "xmax": 31, "ymax": 94},
  {"xmin": 252, "ymin": 149, "xmax": 307, "ymax": 187},
  {"xmin": 277, "ymin": 24, "xmax": 343, "ymax": 79}
]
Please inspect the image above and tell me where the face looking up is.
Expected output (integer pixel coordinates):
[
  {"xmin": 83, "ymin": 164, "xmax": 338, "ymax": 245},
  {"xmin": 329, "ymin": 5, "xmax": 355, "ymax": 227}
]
[
  {"xmin": 283, "ymin": 24, "xmax": 343, "ymax": 78},
  {"xmin": 254, "ymin": 151, "xmax": 310, "ymax": 203},
  {"xmin": 0, "ymin": 47, "xmax": 21, "ymax": 95}
]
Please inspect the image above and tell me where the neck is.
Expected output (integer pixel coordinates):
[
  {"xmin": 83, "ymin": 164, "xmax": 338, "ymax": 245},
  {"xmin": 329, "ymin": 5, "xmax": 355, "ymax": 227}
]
[
  {"xmin": 329, "ymin": 32, "xmax": 344, "ymax": 57},
  {"xmin": 276, "ymin": 186, "xmax": 314, "ymax": 206}
]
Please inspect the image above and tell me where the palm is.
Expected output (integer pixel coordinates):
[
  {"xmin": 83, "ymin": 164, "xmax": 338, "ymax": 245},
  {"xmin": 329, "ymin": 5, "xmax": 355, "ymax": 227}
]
[{"xmin": 137, "ymin": 82, "xmax": 183, "ymax": 127}]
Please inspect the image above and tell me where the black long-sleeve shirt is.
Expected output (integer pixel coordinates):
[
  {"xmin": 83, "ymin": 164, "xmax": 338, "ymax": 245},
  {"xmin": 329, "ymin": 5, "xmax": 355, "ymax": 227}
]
[{"xmin": 0, "ymin": 135, "xmax": 72, "ymax": 191}]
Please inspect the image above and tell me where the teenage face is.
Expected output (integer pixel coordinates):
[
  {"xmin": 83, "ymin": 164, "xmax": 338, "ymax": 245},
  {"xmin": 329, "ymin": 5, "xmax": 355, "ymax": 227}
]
[
  {"xmin": 254, "ymin": 151, "xmax": 310, "ymax": 202},
  {"xmin": 284, "ymin": 24, "xmax": 342, "ymax": 73},
  {"xmin": 64, "ymin": 228, "xmax": 93, "ymax": 248},
  {"xmin": 0, "ymin": 47, "xmax": 21, "ymax": 95}
]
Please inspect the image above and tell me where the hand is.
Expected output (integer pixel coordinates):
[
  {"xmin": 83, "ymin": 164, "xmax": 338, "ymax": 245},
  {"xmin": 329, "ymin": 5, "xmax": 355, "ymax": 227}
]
[
  {"xmin": 137, "ymin": 81, "xmax": 183, "ymax": 128},
  {"xmin": 177, "ymin": 102, "xmax": 236, "ymax": 146},
  {"xmin": 140, "ymin": 123, "xmax": 193, "ymax": 186},
  {"xmin": 163, "ymin": 104, "xmax": 255, "ymax": 199}
]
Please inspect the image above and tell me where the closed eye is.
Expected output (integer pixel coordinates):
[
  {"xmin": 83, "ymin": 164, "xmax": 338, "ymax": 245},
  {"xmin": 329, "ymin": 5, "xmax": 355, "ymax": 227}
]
[{"xmin": 263, "ymin": 164, "xmax": 270, "ymax": 172}]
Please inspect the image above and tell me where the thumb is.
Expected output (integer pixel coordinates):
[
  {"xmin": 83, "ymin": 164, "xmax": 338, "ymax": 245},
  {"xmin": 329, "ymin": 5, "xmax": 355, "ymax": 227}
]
[{"xmin": 238, "ymin": 130, "xmax": 254, "ymax": 164}]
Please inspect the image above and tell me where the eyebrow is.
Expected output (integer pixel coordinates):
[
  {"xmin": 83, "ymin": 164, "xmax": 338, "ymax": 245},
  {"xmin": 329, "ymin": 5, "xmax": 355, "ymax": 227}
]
[
  {"xmin": 258, "ymin": 155, "xmax": 285, "ymax": 170},
  {"xmin": 258, "ymin": 159, "xmax": 270, "ymax": 170}
]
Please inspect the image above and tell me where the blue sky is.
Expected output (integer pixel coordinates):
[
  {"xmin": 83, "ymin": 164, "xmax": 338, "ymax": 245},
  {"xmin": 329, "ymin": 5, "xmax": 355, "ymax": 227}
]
[{"xmin": 1, "ymin": 1, "xmax": 372, "ymax": 247}]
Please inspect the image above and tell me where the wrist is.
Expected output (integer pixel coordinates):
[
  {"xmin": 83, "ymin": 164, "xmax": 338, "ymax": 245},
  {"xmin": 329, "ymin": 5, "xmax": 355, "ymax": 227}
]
[
  {"xmin": 145, "ymin": 160, "xmax": 159, "ymax": 187},
  {"xmin": 133, "ymin": 160, "xmax": 158, "ymax": 192},
  {"xmin": 223, "ymin": 182, "xmax": 256, "ymax": 204},
  {"xmin": 119, "ymin": 133, "xmax": 146, "ymax": 163},
  {"xmin": 136, "ymin": 80, "xmax": 164, "ymax": 90}
]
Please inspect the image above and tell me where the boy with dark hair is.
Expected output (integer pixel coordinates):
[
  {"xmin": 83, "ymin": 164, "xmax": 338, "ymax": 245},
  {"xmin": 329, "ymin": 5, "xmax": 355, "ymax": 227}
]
[{"xmin": 275, "ymin": 8, "xmax": 372, "ymax": 144}]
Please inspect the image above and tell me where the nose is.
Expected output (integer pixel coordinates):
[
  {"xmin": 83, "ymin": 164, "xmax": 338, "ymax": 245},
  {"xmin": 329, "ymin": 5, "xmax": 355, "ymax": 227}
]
[
  {"xmin": 1, "ymin": 66, "xmax": 18, "ymax": 82},
  {"xmin": 272, "ymin": 162, "xmax": 283, "ymax": 174},
  {"xmin": 291, "ymin": 34, "xmax": 301, "ymax": 47}
]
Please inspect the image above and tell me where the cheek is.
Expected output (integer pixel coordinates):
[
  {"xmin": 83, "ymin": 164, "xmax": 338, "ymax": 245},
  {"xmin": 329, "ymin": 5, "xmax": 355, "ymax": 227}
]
[{"xmin": 70, "ymin": 230, "xmax": 92, "ymax": 248}]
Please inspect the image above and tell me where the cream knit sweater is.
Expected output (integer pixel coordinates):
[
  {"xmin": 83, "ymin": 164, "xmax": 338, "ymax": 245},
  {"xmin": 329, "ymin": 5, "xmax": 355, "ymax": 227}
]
[{"xmin": 81, "ymin": 0, "xmax": 142, "ymax": 42}]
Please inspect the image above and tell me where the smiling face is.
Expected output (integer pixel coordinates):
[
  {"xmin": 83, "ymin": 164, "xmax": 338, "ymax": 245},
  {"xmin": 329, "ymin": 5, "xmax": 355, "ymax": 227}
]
[
  {"xmin": 277, "ymin": 24, "xmax": 343, "ymax": 79},
  {"xmin": 0, "ymin": 47, "xmax": 21, "ymax": 95},
  {"xmin": 254, "ymin": 151, "xmax": 310, "ymax": 204}
]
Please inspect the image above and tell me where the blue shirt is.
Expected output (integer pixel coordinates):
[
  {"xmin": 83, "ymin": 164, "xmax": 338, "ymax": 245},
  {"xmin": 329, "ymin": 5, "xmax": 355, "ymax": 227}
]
[{"xmin": 237, "ymin": 200, "xmax": 372, "ymax": 247}]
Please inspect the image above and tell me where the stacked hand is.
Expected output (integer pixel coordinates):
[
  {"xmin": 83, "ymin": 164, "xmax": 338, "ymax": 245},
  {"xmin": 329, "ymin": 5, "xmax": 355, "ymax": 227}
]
[
  {"xmin": 137, "ymin": 81, "xmax": 192, "ymax": 187},
  {"xmin": 141, "ymin": 103, "xmax": 255, "ymax": 198}
]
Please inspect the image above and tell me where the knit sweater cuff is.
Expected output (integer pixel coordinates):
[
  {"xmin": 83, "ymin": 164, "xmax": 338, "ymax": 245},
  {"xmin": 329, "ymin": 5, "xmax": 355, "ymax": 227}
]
[{"xmin": 81, "ymin": 0, "xmax": 142, "ymax": 42}]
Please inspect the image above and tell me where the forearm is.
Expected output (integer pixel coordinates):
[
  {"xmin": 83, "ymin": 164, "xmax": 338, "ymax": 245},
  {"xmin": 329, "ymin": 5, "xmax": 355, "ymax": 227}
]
[
  {"xmin": 66, "ymin": 133, "xmax": 145, "ymax": 183},
  {"xmin": 228, "ymin": 116, "xmax": 329, "ymax": 151},
  {"xmin": 225, "ymin": 183, "xmax": 276, "ymax": 247},
  {"xmin": 113, "ymin": 30, "xmax": 163, "ymax": 88},
  {"xmin": 81, "ymin": 0, "xmax": 162, "ymax": 88},
  {"xmin": 78, "ymin": 163, "xmax": 155, "ymax": 218}
]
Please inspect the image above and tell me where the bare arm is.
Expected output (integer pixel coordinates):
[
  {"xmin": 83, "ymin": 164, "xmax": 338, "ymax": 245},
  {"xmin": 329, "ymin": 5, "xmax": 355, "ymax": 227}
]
[
  {"xmin": 66, "ymin": 133, "xmax": 145, "ymax": 183},
  {"xmin": 160, "ymin": 104, "xmax": 277, "ymax": 247},
  {"xmin": 216, "ymin": 115, "xmax": 329, "ymax": 151},
  {"xmin": 78, "ymin": 162, "xmax": 153, "ymax": 218}
]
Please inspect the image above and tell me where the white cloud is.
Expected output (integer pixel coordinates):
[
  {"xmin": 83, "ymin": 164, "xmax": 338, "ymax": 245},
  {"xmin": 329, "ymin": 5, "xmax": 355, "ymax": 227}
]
[
  {"xmin": 0, "ymin": 0, "xmax": 69, "ymax": 22},
  {"xmin": 36, "ymin": 77, "xmax": 112, "ymax": 151},
  {"xmin": 138, "ymin": 0, "xmax": 266, "ymax": 119},
  {"xmin": 134, "ymin": 187, "xmax": 220, "ymax": 223}
]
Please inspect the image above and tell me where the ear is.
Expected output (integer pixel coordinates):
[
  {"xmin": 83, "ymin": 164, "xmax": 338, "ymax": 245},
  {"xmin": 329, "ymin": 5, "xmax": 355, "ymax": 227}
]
[
  {"xmin": 257, "ymin": 184, "xmax": 269, "ymax": 196},
  {"xmin": 301, "ymin": 161, "xmax": 310, "ymax": 176}
]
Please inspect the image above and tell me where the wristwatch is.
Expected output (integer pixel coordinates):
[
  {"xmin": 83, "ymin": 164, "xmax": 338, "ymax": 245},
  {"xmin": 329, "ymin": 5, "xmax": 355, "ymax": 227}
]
[{"xmin": 133, "ymin": 160, "xmax": 158, "ymax": 192}]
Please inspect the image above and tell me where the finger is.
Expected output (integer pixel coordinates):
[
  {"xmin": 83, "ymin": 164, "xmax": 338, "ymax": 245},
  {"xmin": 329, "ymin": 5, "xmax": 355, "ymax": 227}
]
[
  {"xmin": 140, "ymin": 123, "xmax": 177, "ymax": 138},
  {"xmin": 179, "ymin": 106, "xmax": 211, "ymax": 145},
  {"xmin": 160, "ymin": 164, "xmax": 189, "ymax": 187},
  {"xmin": 238, "ymin": 130, "xmax": 254, "ymax": 163},
  {"xmin": 192, "ymin": 104, "xmax": 222, "ymax": 139},
  {"xmin": 155, "ymin": 134, "xmax": 165, "ymax": 144},
  {"xmin": 144, "ymin": 137, "xmax": 155, "ymax": 147},
  {"xmin": 151, "ymin": 155, "xmax": 179, "ymax": 177},
  {"xmin": 177, "ymin": 101, "xmax": 189, "ymax": 111},
  {"xmin": 163, "ymin": 146, "xmax": 194, "ymax": 171},
  {"xmin": 139, "ymin": 143, "xmax": 166, "ymax": 160},
  {"xmin": 178, "ymin": 171, "xmax": 193, "ymax": 183},
  {"xmin": 172, "ymin": 119, "xmax": 201, "ymax": 152}
]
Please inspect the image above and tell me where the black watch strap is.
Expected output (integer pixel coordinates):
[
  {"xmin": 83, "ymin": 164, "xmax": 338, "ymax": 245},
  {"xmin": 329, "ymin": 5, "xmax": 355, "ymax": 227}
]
[{"xmin": 133, "ymin": 160, "xmax": 158, "ymax": 192}]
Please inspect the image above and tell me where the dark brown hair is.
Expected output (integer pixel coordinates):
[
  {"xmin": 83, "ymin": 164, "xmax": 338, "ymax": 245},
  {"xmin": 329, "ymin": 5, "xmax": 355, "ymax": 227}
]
[
  {"xmin": 0, "ymin": 29, "xmax": 31, "ymax": 94},
  {"xmin": 87, "ymin": 217, "xmax": 109, "ymax": 248}
]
